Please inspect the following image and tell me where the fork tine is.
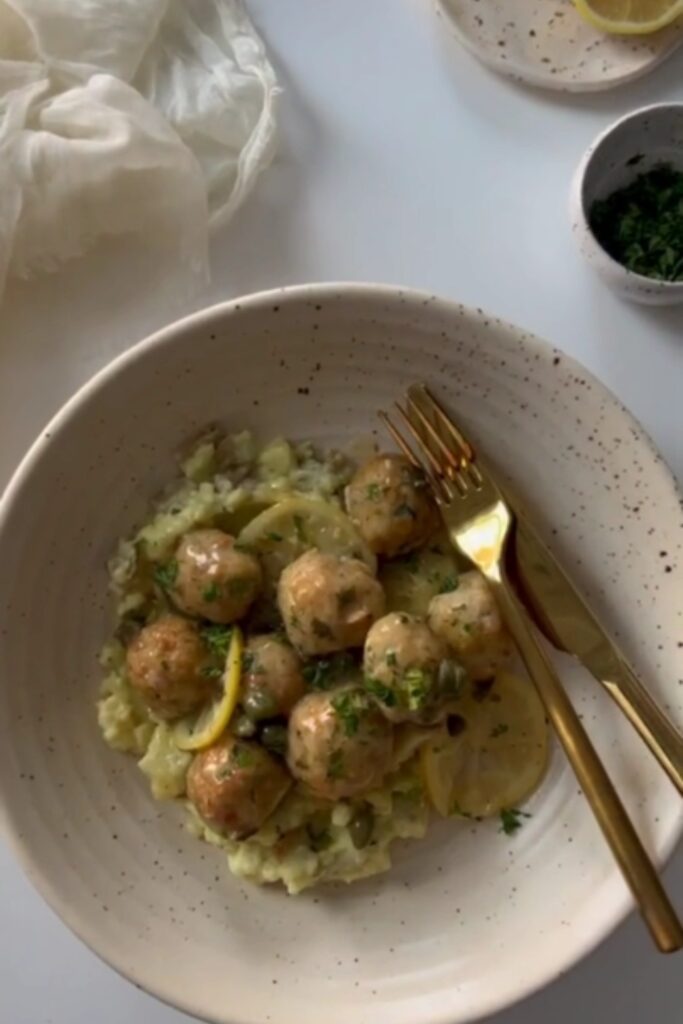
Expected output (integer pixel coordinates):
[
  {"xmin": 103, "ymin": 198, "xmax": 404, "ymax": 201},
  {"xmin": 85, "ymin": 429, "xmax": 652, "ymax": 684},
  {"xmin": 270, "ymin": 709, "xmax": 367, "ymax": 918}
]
[
  {"xmin": 403, "ymin": 395, "xmax": 461, "ymax": 475},
  {"xmin": 408, "ymin": 383, "xmax": 475, "ymax": 464},
  {"xmin": 380, "ymin": 409, "xmax": 451, "ymax": 501},
  {"xmin": 394, "ymin": 403, "xmax": 466, "ymax": 500},
  {"xmin": 408, "ymin": 384, "xmax": 484, "ymax": 487},
  {"xmin": 378, "ymin": 410, "xmax": 421, "ymax": 468}
]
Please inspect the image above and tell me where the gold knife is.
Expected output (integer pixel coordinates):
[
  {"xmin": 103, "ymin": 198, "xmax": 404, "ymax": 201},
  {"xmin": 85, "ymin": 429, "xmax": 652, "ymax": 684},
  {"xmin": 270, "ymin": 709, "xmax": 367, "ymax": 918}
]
[{"xmin": 511, "ymin": 512, "xmax": 683, "ymax": 795}]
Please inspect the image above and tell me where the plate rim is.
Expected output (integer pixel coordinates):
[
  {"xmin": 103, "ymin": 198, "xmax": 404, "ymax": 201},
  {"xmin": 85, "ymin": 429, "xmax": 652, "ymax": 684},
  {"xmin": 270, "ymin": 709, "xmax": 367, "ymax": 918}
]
[
  {"xmin": 0, "ymin": 280, "xmax": 682, "ymax": 1024},
  {"xmin": 434, "ymin": 0, "xmax": 683, "ymax": 93}
]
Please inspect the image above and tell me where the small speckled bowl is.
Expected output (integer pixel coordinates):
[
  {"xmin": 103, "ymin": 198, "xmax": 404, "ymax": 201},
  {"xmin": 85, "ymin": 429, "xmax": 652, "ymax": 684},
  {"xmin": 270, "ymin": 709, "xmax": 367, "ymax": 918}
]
[
  {"xmin": 570, "ymin": 104, "xmax": 683, "ymax": 305},
  {"xmin": 0, "ymin": 284, "xmax": 682, "ymax": 1024}
]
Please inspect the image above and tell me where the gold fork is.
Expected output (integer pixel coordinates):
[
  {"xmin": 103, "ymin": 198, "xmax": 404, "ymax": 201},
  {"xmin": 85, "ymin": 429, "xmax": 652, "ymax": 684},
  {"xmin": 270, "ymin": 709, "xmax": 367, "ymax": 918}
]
[{"xmin": 381, "ymin": 383, "xmax": 683, "ymax": 954}]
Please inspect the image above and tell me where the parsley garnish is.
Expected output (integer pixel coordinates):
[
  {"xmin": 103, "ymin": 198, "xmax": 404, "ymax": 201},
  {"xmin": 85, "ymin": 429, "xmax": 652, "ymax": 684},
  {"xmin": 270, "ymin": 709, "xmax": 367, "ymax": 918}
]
[
  {"xmin": 202, "ymin": 582, "xmax": 222, "ymax": 602},
  {"xmin": 499, "ymin": 808, "xmax": 530, "ymax": 836},
  {"xmin": 302, "ymin": 652, "xmax": 354, "ymax": 690},
  {"xmin": 231, "ymin": 743, "xmax": 255, "ymax": 769},
  {"xmin": 404, "ymin": 667, "xmax": 430, "ymax": 710},
  {"xmin": 153, "ymin": 559, "xmax": 178, "ymax": 591},
  {"xmin": 590, "ymin": 163, "xmax": 683, "ymax": 282},
  {"xmin": 365, "ymin": 676, "xmax": 398, "ymax": 707},
  {"xmin": 365, "ymin": 483, "xmax": 381, "ymax": 501},
  {"xmin": 201, "ymin": 665, "xmax": 223, "ymax": 679},
  {"xmin": 201, "ymin": 625, "xmax": 232, "ymax": 659},
  {"xmin": 331, "ymin": 690, "xmax": 365, "ymax": 737},
  {"xmin": 266, "ymin": 532, "xmax": 283, "ymax": 542}
]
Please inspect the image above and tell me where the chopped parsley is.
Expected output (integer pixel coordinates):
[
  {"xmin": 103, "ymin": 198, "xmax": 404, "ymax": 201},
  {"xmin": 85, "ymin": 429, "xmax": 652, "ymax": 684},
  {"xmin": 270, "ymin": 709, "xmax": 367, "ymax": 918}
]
[
  {"xmin": 201, "ymin": 664, "xmax": 223, "ymax": 680},
  {"xmin": 201, "ymin": 624, "xmax": 232, "ymax": 660},
  {"xmin": 153, "ymin": 559, "xmax": 178, "ymax": 591},
  {"xmin": 302, "ymin": 652, "xmax": 354, "ymax": 690},
  {"xmin": 331, "ymin": 690, "xmax": 366, "ymax": 737},
  {"xmin": 499, "ymin": 808, "xmax": 530, "ymax": 836},
  {"xmin": 202, "ymin": 582, "xmax": 222, "ymax": 602},
  {"xmin": 365, "ymin": 483, "xmax": 382, "ymax": 501},
  {"xmin": 365, "ymin": 676, "xmax": 398, "ymax": 707},
  {"xmin": 385, "ymin": 650, "xmax": 398, "ymax": 668},
  {"xmin": 266, "ymin": 531, "xmax": 284, "ymax": 542},
  {"xmin": 404, "ymin": 667, "xmax": 431, "ymax": 710},
  {"xmin": 590, "ymin": 163, "xmax": 683, "ymax": 282},
  {"xmin": 231, "ymin": 743, "xmax": 255, "ymax": 769}
]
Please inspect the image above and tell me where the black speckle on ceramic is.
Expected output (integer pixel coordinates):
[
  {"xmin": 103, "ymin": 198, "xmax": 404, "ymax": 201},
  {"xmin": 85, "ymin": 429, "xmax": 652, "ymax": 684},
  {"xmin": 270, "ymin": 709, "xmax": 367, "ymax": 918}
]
[
  {"xmin": 0, "ymin": 283, "xmax": 681, "ymax": 1024},
  {"xmin": 435, "ymin": 0, "xmax": 683, "ymax": 92}
]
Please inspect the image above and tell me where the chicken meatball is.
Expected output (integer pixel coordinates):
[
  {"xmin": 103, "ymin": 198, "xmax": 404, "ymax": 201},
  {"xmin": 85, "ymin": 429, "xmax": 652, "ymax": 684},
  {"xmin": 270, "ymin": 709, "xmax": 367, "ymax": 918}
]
[
  {"xmin": 172, "ymin": 528, "xmax": 262, "ymax": 624},
  {"xmin": 363, "ymin": 612, "xmax": 465, "ymax": 725},
  {"xmin": 277, "ymin": 550, "xmax": 385, "ymax": 656},
  {"xmin": 288, "ymin": 687, "xmax": 393, "ymax": 800},
  {"xmin": 187, "ymin": 736, "xmax": 291, "ymax": 839},
  {"xmin": 345, "ymin": 454, "xmax": 438, "ymax": 557},
  {"xmin": 241, "ymin": 634, "xmax": 306, "ymax": 720},
  {"xmin": 427, "ymin": 571, "xmax": 513, "ymax": 681},
  {"xmin": 126, "ymin": 614, "xmax": 212, "ymax": 720}
]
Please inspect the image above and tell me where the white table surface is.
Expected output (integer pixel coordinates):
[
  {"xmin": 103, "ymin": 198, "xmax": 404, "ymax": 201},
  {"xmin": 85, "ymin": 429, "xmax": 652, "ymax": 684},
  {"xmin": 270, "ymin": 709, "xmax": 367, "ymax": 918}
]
[{"xmin": 1, "ymin": 2, "xmax": 682, "ymax": 1022}]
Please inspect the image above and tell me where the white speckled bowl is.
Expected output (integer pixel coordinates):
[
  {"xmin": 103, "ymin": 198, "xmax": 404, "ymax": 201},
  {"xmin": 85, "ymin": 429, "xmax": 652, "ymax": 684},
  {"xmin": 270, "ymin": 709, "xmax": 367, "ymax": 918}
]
[
  {"xmin": 571, "ymin": 104, "xmax": 683, "ymax": 305},
  {"xmin": 0, "ymin": 284, "xmax": 682, "ymax": 1024},
  {"xmin": 435, "ymin": 0, "xmax": 683, "ymax": 93}
]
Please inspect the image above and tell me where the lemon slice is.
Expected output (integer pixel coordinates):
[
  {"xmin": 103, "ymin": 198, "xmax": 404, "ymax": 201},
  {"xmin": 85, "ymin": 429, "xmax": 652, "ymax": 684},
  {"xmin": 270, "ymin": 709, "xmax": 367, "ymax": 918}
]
[
  {"xmin": 380, "ymin": 533, "xmax": 461, "ymax": 616},
  {"xmin": 574, "ymin": 0, "xmax": 683, "ymax": 34},
  {"xmin": 173, "ymin": 626, "xmax": 243, "ymax": 751},
  {"xmin": 421, "ymin": 671, "xmax": 549, "ymax": 818},
  {"xmin": 237, "ymin": 495, "xmax": 376, "ymax": 587}
]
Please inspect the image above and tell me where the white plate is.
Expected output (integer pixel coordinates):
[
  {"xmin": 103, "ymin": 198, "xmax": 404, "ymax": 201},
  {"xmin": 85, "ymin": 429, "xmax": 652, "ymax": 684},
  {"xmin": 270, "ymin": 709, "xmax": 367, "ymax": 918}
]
[
  {"xmin": 0, "ymin": 284, "xmax": 682, "ymax": 1024},
  {"xmin": 436, "ymin": 0, "xmax": 683, "ymax": 92}
]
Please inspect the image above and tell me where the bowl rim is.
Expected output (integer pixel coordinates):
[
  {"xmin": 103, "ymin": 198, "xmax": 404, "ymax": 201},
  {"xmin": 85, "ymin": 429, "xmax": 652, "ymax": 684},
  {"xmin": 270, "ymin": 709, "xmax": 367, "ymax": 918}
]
[
  {"xmin": 570, "ymin": 101, "xmax": 683, "ymax": 292},
  {"xmin": 1, "ymin": 280, "xmax": 682, "ymax": 1024}
]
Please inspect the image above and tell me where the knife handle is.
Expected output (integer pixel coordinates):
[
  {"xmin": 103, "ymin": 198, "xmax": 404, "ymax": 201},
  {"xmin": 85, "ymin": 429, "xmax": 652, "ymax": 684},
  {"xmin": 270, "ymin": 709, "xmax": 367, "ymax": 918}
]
[{"xmin": 603, "ymin": 667, "xmax": 683, "ymax": 796}]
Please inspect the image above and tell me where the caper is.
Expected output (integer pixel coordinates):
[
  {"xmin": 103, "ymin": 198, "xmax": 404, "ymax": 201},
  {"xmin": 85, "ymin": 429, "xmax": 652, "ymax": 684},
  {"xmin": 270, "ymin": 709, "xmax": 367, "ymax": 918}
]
[
  {"xmin": 242, "ymin": 686, "xmax": 279, "ymax": 721},
  {"xmin": 233, "ymin": 714, "xmax": 257, "ymax": 738},
  {"xmin": 438, "ymin": 658, "xmax": 465, "ymax": 698},
  {"xmin": 349, "ymin": 804, "xmax": 374, "ymax": 850},
  {"xmin": 260, "ymin": 722, "xmax": 288, "ymax": 756},
  {"xmin": 306, "ymin": 810, "xmax": 331, "ymax": 851}
]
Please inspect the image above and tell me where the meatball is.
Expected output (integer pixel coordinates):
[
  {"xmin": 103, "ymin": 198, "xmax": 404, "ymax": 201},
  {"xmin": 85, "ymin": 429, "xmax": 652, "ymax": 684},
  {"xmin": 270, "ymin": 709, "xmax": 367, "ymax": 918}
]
[
  {"xmin": 187, "ymin": 736, "xmax": 291, "ymax": 839},
  {"xmin": 277, "ymin": 550, "xmax": 385, "ymax": 656},
  {"xmin": 172, "ymin": 528, "xmax": 262, "ymax": 624},
  {"xmin": 241, "ymin": 633, "xmax": 306, "ymax": 720},
  {"xmin": 288, "ymin": 687, "xmax": 393, "ymax": 800},
  {"xmin": 126, "ymin": 614, "xmax": 212, "ymax": 720},
  {"xmin": 345, "ymin": 454, "xmax": 438, "ymax": 557},
  {"xmin": 427, "ymin": 571, "xmax": 513, "ymax": 681},
  {"xmin": 363, "ymin": 612, "xmax": 464, "ymax": 725}
]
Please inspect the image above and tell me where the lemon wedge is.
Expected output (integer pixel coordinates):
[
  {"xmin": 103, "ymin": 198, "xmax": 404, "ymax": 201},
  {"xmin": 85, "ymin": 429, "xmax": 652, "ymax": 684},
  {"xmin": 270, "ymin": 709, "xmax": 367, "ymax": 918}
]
[
  {"xmin": 237, "ymin": 495, "xmax": 376, "ymax": 587},
  {"xmin": 421, "ymin": 670, "xmax": 549, "ymax": 818},
  {"xmin": 574, "ymin": 0, "xmax": 683, "ymax": 35},
  {"xmin": 173, "ymin": 626, "xmax": 243, "ymax": 751}
]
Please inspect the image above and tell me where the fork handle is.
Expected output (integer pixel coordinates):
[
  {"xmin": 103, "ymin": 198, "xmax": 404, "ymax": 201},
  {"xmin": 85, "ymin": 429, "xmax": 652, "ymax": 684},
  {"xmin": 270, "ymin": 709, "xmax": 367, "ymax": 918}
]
[{"xmin": 489, "ymin": 568, "xmax": 683, "ymax": 954}]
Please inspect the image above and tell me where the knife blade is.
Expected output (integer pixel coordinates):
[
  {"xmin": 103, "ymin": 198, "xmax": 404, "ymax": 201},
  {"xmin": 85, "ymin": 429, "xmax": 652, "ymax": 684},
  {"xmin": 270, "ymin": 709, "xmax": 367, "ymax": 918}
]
[{"xmin": 512, "ymin": 512, "xmax": 683, "ymax": 795}]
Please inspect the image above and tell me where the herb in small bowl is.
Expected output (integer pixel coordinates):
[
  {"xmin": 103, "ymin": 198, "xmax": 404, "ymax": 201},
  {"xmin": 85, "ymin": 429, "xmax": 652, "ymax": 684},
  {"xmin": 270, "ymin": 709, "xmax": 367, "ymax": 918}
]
[{"xmin": 590, "ymin": 163, "xmax": 683, "ymax": 283}]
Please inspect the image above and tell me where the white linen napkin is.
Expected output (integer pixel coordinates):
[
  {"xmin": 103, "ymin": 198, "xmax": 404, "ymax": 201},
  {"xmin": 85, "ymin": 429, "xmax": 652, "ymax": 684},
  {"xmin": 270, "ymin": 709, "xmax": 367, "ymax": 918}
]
[{"xmin": 0, "ymin": 0, "xmax": 279, "ymax": 301}]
